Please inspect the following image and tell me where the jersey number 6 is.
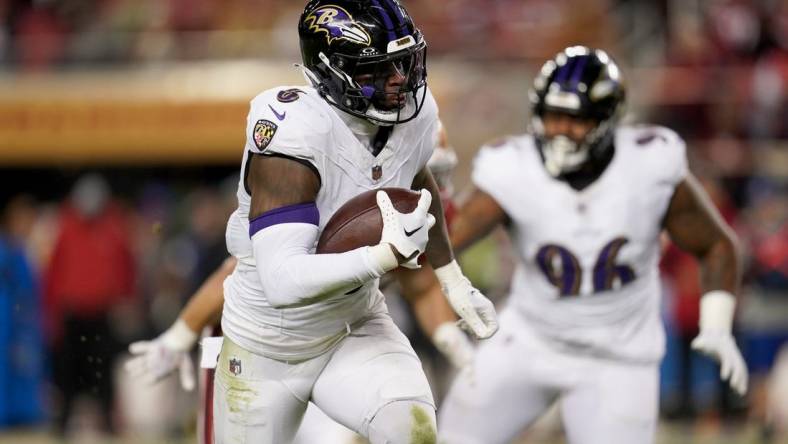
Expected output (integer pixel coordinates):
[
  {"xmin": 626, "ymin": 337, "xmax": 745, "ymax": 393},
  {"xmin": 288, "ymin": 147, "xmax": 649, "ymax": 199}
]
[{"xmin": 535, "ymin": 237, "xmax": 636, "ymax": 297}]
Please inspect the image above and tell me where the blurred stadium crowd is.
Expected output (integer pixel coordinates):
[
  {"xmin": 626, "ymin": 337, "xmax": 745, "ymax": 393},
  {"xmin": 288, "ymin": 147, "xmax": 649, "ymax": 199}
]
[{"xmin": 0, "ymin": 0, "xmax": 786, "ymax": 443}]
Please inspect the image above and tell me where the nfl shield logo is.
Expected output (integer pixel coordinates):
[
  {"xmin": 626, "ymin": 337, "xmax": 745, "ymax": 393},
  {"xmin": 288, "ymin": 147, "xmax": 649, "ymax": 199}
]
[
  {"xmin": 371, "ymin": 165, "xmax": 382, "ymax": 181},
  {"xmin": 229, "ymin": 357, "xmax": 242, "ymax": 376}
]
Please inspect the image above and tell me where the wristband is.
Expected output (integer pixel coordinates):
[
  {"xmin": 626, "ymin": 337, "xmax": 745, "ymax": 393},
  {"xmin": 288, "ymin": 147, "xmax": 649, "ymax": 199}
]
[
  {"xmin": 432, "ymin": 321, "xmax": 473, "ymax": 368},
  {"xmin": 162, "ymin": 318, "xmax": 199, "ymax": 352},
  {"xmin": 434, "ymin": 260, "xmax": 464, "ymax": 288},
  {"xmin": 368, "ymin": 243, "xmax": 399, "ymax": 274},
  {"xmin": 699, "ymin": 290, "xmax": 736, "ymax": 332}
]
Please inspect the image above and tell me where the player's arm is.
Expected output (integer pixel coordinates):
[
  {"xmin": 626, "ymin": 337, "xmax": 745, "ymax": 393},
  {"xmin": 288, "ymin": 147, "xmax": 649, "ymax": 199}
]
[
  {"xmin": 450, "ymin": 188, "xmax": 509, "ymax": 253},
  {"xmin": 248, "ymin": 155, "xmax": 426, "ymax": 308},
  {"xmin": 412, "ymin": 166, "xmax": 452, "ymax": 267},
  {"xmin": 397, "ymin": 265, "xmax": 455, "ymax": 336},
  {"xmin": 663, "ymin": 173, "xmax": 747, "ymax": 395},
  {"xmin": 664, "ymin": 174, "xmax": 740, "ymax": 294},
  {"xmin": 396, "ymin": 265, "xmax": 474, "ymax": 368},
  {"xmin": 126, "ymin": 256, "xmax": 236, "ymax": 391},
  {"xmin": 180, "ymin": 256, "xmax": 236, "ymax": 331},
  {"xmin": 411, "ymin": 166, "xmax": 499, "ymax": 339}
]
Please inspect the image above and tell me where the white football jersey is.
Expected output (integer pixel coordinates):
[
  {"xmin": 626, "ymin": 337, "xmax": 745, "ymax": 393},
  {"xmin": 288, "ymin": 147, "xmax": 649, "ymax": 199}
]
[
  {"xmin": 222, "ymin": 85, "xmax": 440, "ymax": 361},
  {"xmin": 472, "ymin": 125, "xmax": 687, "ymax": 363}
]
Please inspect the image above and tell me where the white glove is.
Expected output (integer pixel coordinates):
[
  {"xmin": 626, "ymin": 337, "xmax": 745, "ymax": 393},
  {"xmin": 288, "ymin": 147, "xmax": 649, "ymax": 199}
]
[
  {"xmin": 125, "ymin": 319, "xmax": 198, "ymax": 391},
  {"xmin": 376, "ymin": 189, "xmax": 436, "ymax": 269},
  {"xmin": 432, "ymin": 321, "xmax": 474, "ymax": 369},
  {"xmin": 690, "ymin": 291, "xmax": 748, "ymax": 396},
  {"xmin": 435, "ymin": 260, "xmax": 498, "ymax": 339}
]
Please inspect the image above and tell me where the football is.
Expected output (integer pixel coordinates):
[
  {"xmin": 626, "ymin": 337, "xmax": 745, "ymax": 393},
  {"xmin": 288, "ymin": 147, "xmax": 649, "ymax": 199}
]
[{"xmin": 316, "ymin": 187, "xmax": 422, "ymax": 254}]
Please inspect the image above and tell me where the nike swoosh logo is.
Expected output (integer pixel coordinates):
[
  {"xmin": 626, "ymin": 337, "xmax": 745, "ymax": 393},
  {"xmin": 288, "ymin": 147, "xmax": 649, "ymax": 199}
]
[
  {"xmin": 404, "ymin": 226, "xmax": 423, "ymax": 237},
  {"xmin": 268, "ymin": 104, "xmax": 286, "ymax": 121}
]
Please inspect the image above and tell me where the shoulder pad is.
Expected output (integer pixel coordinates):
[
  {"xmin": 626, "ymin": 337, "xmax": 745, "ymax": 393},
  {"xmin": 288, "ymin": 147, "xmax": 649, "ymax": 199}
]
[
  {"xmin": 418, "ymin": 87, "xmax": 439, "ymax": 124},
  {"xmin": 245, "ymin": 87, "xmax": 333, "ymax": 160},
  {"xmin": 618, "ymin": 124, "xmax": 687, "ymax": 185},
  {"xmin": 624, "ymin": 124, "xmax": 684, "ymax": 149},
  {"xmin": 472, "ymin": 134, "xmax": 530, "ymax": 187}
]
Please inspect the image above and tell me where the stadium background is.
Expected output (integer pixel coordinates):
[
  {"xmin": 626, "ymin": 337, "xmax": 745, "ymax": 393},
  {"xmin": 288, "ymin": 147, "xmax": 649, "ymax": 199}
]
[{"xmin": 0, "ymin": 0, "xmax": 786, "ymax": 443}]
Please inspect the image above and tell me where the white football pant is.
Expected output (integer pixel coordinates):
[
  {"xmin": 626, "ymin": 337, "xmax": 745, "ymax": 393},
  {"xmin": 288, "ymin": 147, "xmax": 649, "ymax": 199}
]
[
  {"xmin": 213, "ymin": 314, "xmax": 436, "ymax": 444},
  {"xmin": 438, "ymin": 309, "xmax": 658, "ymax": 444}
]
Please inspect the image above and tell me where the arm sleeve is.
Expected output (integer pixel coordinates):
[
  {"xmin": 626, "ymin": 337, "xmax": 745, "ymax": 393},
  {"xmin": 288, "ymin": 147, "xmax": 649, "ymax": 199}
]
[{"xmin": 251, "ymin": 222, "xmax": 388, "ymax": 308}]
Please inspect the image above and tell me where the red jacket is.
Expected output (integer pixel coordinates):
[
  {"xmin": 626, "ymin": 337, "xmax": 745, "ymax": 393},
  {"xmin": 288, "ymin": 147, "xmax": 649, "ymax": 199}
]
[{"xmin": 44, "ymin": 202, "xmax": 136, "ymax": 339}]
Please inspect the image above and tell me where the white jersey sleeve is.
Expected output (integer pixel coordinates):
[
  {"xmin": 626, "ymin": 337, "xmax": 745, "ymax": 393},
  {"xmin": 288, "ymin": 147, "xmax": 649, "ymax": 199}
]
[
  {"xmin": 417, "ymin": 92, "xmax": 441, "ymax": 173},
  {"xmin": 245, "ymin": 88, "xmax": 334, "ymax": 175},
  {"xmin": 470, "ymin": 136, "xmax": 524, "ymax": 216},
  {"xmin": 622, "ymin": 124, "xmax": 688, "ymax": 187}
]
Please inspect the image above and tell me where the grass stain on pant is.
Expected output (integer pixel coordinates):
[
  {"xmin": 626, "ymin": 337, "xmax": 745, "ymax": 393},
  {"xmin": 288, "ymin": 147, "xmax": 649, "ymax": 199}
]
[
  {"xmin": 410, "ymin": 404, "xmax": 436, "ymax": 444},
  {"xmin": 225, "ymin": 378, "xmax": 256, "ymax": 414}
]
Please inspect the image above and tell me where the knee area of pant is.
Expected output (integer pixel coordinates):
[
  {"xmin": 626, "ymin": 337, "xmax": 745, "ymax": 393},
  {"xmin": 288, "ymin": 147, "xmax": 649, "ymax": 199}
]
[{"xmin": 367, "ymin": 401, "xmax": 437, "ymax": 444}]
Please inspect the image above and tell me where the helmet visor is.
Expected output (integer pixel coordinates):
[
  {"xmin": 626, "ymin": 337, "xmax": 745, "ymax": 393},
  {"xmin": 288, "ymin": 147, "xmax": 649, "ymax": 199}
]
[{"xmin": 350, "ymin": 41, "xmax": 426, "ymax": 111}]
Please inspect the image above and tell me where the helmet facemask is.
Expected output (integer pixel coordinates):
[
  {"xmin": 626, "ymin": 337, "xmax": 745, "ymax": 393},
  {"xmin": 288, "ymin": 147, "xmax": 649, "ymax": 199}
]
[
  {"xmin": 308, "ymin": 38, "xmax": 427, "ymax": 125},
  {"xmin": 532, "ymin": 113, "xmax": 616, "ymax": 177}
]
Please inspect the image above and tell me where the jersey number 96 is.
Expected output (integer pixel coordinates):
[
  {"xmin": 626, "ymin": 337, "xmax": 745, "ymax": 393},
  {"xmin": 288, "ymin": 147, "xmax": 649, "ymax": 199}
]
[{"xmin": 535, "ymin": 237, "xmax": 636, "ymax": 297}]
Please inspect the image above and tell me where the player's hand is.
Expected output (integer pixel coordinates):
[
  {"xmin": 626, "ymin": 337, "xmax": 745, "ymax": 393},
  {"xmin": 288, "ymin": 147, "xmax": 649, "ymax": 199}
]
[
  {"xmin": 125, "ymin": 319, "xmax": 198, "ymax": 391},
  {"xmin": 432, "ymin": 322, "xmax": 474, "ymax": 369},
  {"xmin": 435, "ymin": 261, "xmax": 498, "ymax": 339},
  {"xmin": 691, "ymin": 330, "xmax": 748, "ymax": 396},
  {"xmin": 451, "ymin": 285, "xmax": 498, "ymax": 339},
  {"xmin": 377, "ymin": 189, "xmax": 436, "ymax": 269}
]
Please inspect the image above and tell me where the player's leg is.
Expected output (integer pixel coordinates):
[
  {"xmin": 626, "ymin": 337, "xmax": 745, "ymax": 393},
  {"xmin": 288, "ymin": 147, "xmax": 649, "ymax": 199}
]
[
  {"xmin": 311, "ymin": 314, "xmax": 437, "ymax": 444},
  {"xmin": 366, "ymin": 399, "xmax": 436, "ymax": 444},
  {"xmin": 438, "ymin": 311, "xmax": 558, "ymax": 444},
  {"xmin": 292, "ymin": 402, "xmax": 359, "ymax": 444},
  {"xmin": 560, "ymin": 359, "xmax": 659, "ymax": 444},
  {"xmin": 212, "ymin": 337, "xmax": 325, "ymax": 444}
]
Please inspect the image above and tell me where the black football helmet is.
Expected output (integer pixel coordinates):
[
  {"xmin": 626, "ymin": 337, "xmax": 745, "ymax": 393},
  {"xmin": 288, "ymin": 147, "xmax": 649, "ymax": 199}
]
[
  {"xmin": 298, "ymin": 0, "xmax": 427, "ymax": 125},
  {"xmin": 529, "ymin": 46, "xmax": 626, "ymax": 176}
]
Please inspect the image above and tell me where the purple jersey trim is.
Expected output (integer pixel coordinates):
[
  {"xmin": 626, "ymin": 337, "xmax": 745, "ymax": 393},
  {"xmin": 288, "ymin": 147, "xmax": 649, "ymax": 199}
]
[{"xmin": 249, "ymin": 202, "xmax": 319, "ymax": 237}]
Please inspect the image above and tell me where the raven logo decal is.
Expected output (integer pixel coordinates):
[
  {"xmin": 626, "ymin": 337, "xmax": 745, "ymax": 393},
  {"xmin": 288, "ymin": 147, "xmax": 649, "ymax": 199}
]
[{"xmin": 304, "ymin": 5, "xmax": 372, "ymax": 46}]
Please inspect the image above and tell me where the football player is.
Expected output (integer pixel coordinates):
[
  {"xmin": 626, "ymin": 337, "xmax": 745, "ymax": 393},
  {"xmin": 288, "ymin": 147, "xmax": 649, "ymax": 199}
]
[
  {"xmin": 142, "ymin": 1, "xmax": 496, "ymax": 441},
  {"xmin": 436, "ymin": 46, "xmax": 748, "ymax": 444},
  {"xmin": 126, "ymin": 131, "xmax": 474, "ymax": 444}
]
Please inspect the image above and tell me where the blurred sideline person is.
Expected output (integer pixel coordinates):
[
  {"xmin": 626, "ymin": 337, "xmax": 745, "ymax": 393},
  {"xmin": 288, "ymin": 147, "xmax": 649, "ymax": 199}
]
[
  {"xmin": 127, "ymin": 129, "xmax": 474, "ymax": 443},
  {"xmin": 436, "ymin": 46, "xmax": 748, "ymax": 444},
  {"xmin": 0, "ymin": 195, "xmax": 46, "ymax": 427},
  {"xmin": 44, "ymin": 174, "xmax": 137, "ymax": 436}
]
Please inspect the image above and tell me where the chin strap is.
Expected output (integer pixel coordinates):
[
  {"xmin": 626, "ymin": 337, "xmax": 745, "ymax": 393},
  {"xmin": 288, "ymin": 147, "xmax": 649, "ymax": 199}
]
[{"xmin": 296, "ymin": 63, "xmax": 321, "ymax": 88}]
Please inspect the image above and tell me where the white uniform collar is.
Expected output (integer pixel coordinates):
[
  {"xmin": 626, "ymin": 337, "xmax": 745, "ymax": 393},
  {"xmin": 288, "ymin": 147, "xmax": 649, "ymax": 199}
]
[{"xmin": 336, "ymin": 107, "xmax": 384, "ymax": 153}]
